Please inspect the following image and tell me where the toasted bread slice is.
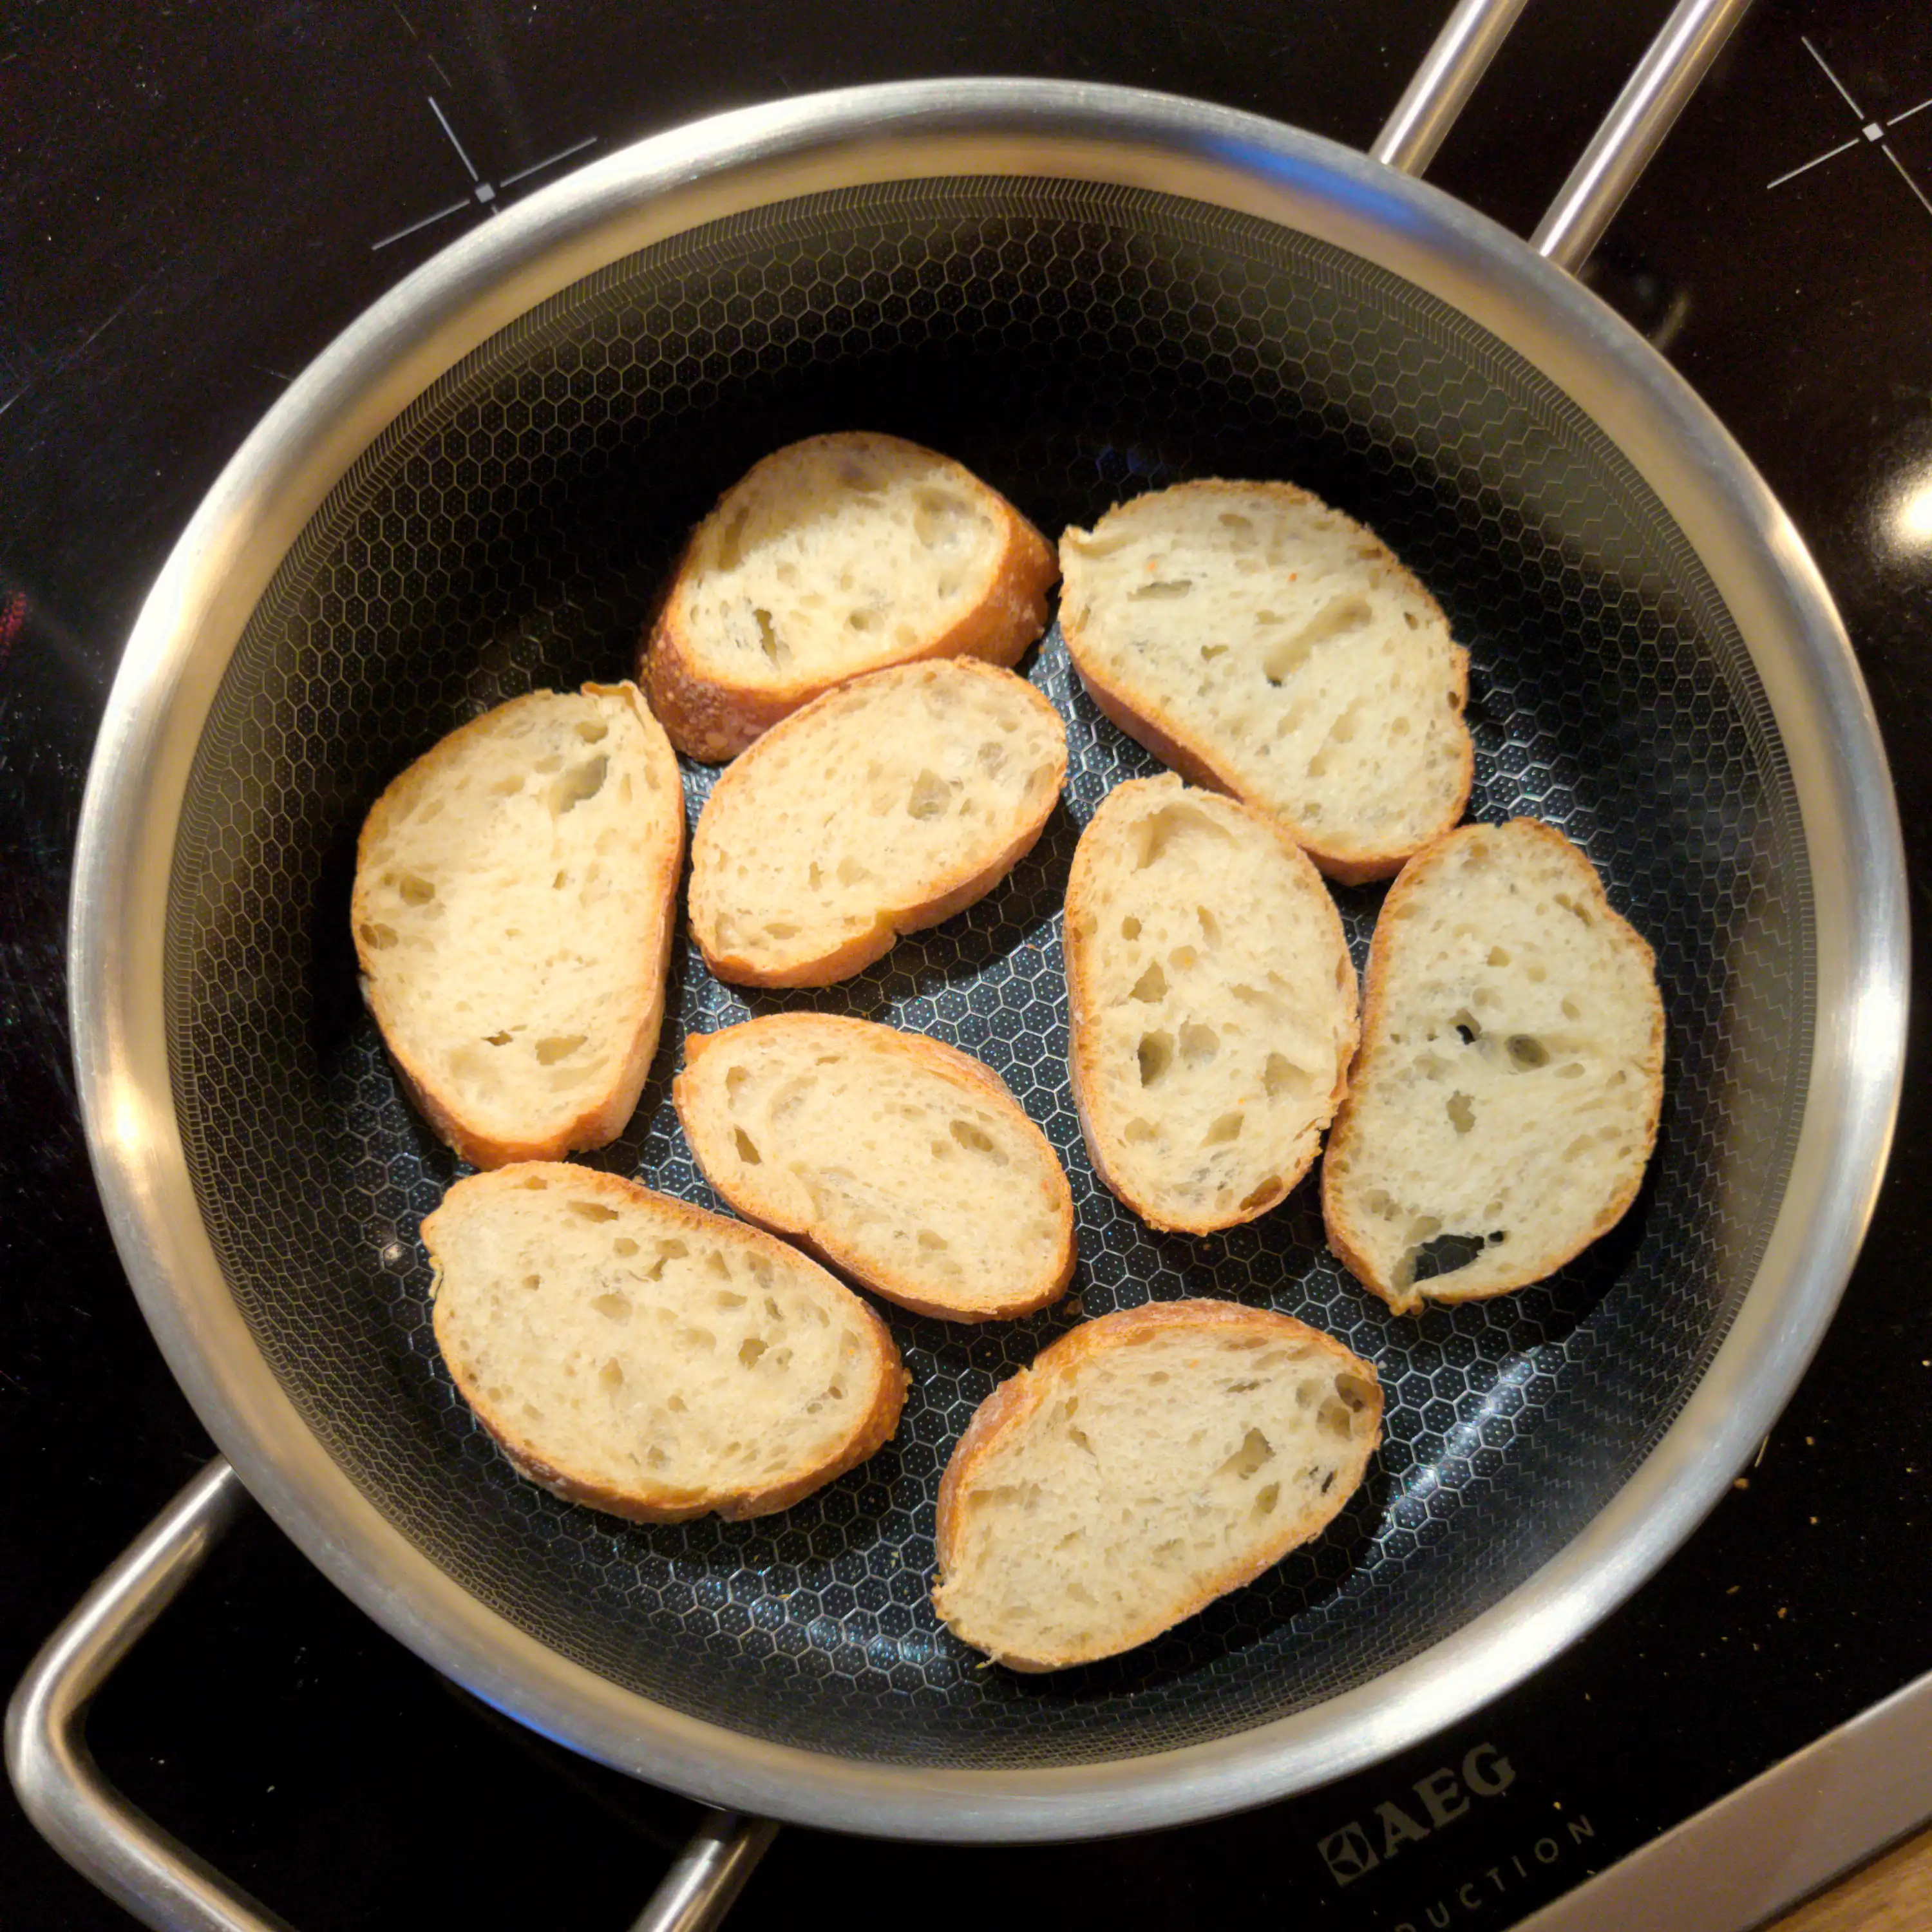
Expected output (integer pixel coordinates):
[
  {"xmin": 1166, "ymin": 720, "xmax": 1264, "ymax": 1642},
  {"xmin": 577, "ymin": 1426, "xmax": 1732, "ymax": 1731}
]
[
  {"xmin": 675, "ymin": 1014, "xmax": 1075, "ymax": 1322},
  {"xmin": 1064, "ymin": 776, "xmax": 1358, "ymax": 1233},
  {"xmin": 422, "ymin": 1164, "xmax": 907, "ymax": 1522},
  {"xmin": 688, "ymin": 658, "xmax": 1068, "ymax": 987},
  {"xmin": 1059, "ymin": 480, "xmax": 1472, "ymax": 884},
  {"xmin": 645, "ymin": 432, "xmax": 1057, "ymax": 761},
  {"xmin": 933, "ymin": 1300, "xmax": 1381, "ymax": 1670},
  {"xmin": 1322, "ymin": 819, "xmax": 1665, "ymax": 1312},
  {"xmin": 352, "ymin": 684, "xmax": 683, "ymax": 1169}
]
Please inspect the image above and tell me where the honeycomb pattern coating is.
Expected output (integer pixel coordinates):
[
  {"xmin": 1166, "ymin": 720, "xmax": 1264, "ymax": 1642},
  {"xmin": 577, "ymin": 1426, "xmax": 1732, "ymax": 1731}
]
[{"xmin": 164, "ymin": 181, "xmax": 1811, "ymax": 1768}]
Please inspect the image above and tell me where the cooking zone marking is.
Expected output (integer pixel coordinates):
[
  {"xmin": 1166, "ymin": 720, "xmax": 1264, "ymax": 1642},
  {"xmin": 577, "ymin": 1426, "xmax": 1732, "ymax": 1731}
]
[
  {"xmin": 372, "ymin": 96, "xmax": 598, "ymax": 253},
  {"xmin": 1766, "ymin": 35, "xmax": 1932, "ymax": 217}
]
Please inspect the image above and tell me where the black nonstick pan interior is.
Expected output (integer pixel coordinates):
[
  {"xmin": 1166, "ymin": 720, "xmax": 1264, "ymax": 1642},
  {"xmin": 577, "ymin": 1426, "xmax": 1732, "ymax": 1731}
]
[{"xmin": 161, "ymin": 175, "xmax": 1810, "ymax": 1768}]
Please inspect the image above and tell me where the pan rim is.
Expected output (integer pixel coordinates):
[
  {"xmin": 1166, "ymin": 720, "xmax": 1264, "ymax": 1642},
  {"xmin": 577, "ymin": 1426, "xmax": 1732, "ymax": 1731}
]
[{"xmin": 69, "ymin": 77, "xmax": 1907, "ymax": 1839}]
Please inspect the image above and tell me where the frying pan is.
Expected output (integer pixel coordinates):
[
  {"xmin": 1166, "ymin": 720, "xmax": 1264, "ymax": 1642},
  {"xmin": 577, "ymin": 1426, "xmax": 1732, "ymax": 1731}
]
[{"xmin": 10, "ymin": 1, "xmax": 1908, "ymax": 1927}]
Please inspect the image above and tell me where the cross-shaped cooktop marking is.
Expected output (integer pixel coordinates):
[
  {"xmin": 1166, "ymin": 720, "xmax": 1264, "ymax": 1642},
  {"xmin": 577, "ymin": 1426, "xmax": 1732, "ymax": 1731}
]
[
  {"xmin": 1765, "ymin": 34, "xmax": 1931, "ymax": 216},
  {"xmin": 372, "ymin": 95, "xmax": 600, "ymax": 254}
]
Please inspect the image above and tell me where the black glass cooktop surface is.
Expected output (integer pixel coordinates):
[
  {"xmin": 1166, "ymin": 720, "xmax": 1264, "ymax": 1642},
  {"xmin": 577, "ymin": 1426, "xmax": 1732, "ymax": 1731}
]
[{"xmin": 4, "ymin": 3, "xmax": 1928, "ymax": 1927}]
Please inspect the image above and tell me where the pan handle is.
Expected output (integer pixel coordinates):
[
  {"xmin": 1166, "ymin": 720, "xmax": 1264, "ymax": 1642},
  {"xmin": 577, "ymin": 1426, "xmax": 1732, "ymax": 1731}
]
[
  {"xmin": 1371, "ymin": 0, "xmax": 1533, "ymax": 177},
  {"xmin": 1377, "ymin": 0, "xmax": 1757, "ymax": 274},
  {"xmin": 627, "ymin": 1810, "xmax": 781, "ymax": 1932},
  {"xmin": 6, "ymin": 1457, "xmax": 777, "ymax": 1932},
  {"xmin": 5, "ymin": 1460, "xmax": 286, "ymax": 1932},
  {"xmin": 1530, "ymin": 0, "xmax": 1756, "ymax": 273}
]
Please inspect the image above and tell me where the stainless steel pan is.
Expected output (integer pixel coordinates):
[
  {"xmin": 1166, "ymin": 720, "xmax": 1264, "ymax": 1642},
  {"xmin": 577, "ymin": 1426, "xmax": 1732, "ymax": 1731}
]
[{"xmin": 11, "ymin": 3, "xmax": 1908, "ymax": 1928}]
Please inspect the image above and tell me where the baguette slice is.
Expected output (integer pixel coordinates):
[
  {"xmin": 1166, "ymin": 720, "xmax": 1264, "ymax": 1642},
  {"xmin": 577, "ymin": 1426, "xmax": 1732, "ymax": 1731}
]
[
  {"xmin": 352, "ymin": 684, "xmax": 684, "ymax": 1169},
  {"xmin": 423, "ymin": 1164, "xmax": 908, "ymax": 1522},
  {"xmin": 933, "ymin": 1300, "xmax": 1381, "ymax": 1671},
  {"xmin": 1322, "ymin": 819, "xmax": 1665, "ymax": 1313},
  {"xmin": 1065, "ymin": 775, "xmax": 1358, "ymax": 1233},
  {"xmin": 688, "ymin": 659, "xmax": 1068, "ymax": 987},
  {"xmin": 675, "ymin": 1015, "xmax": 1075, "ymax": 1322},
  {"xmin": 645, "ymin": 432, "xmax": 1057, "ymax": 761},
  {"xmin": 1059, "ymin": 480, "xmax": 1472, "ymax": 884}
]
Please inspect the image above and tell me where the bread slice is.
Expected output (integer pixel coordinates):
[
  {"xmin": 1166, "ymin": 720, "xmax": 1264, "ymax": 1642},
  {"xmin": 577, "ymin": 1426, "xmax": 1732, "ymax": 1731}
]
[
  {"xmin": 352, "ymin": 684, "xmax": 684, "ymax": 1169},
  {"xmin": 1322, "ymin": 819, "xmax": 1665, "ymax": 1313},
  {"xmin": 645, "ymin": 432, "xmax": 1057, "ymax": 761},
  {"xmin": 688, "ymin": 659, "xmax": 1068, "ymax": 987},
  {"xmin": 422, "ymin": 1164, "xmax": 908, "ymax": 1522},
  {"xmin": 674, "ymin": 1015, "xmax": 1075, "ymax": 1322},
  {"xmin": 1059, "ymin": 480, "xmax": 1472, "ymax": 884},
  {"xmin": 933, "ymin": 1300, "xmax": 1381, "ymax": 1671},
  {"xmin": 1064, "ymin": 775, "xmax": 1358, "ymax": 1234}
]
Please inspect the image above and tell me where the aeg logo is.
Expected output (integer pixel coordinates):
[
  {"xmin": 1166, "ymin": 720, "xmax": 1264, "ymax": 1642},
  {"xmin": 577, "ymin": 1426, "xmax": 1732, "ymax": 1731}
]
[{"xmin": 1315, "ymin": 1743, "xmax": 1517, "ymax": 1887}]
